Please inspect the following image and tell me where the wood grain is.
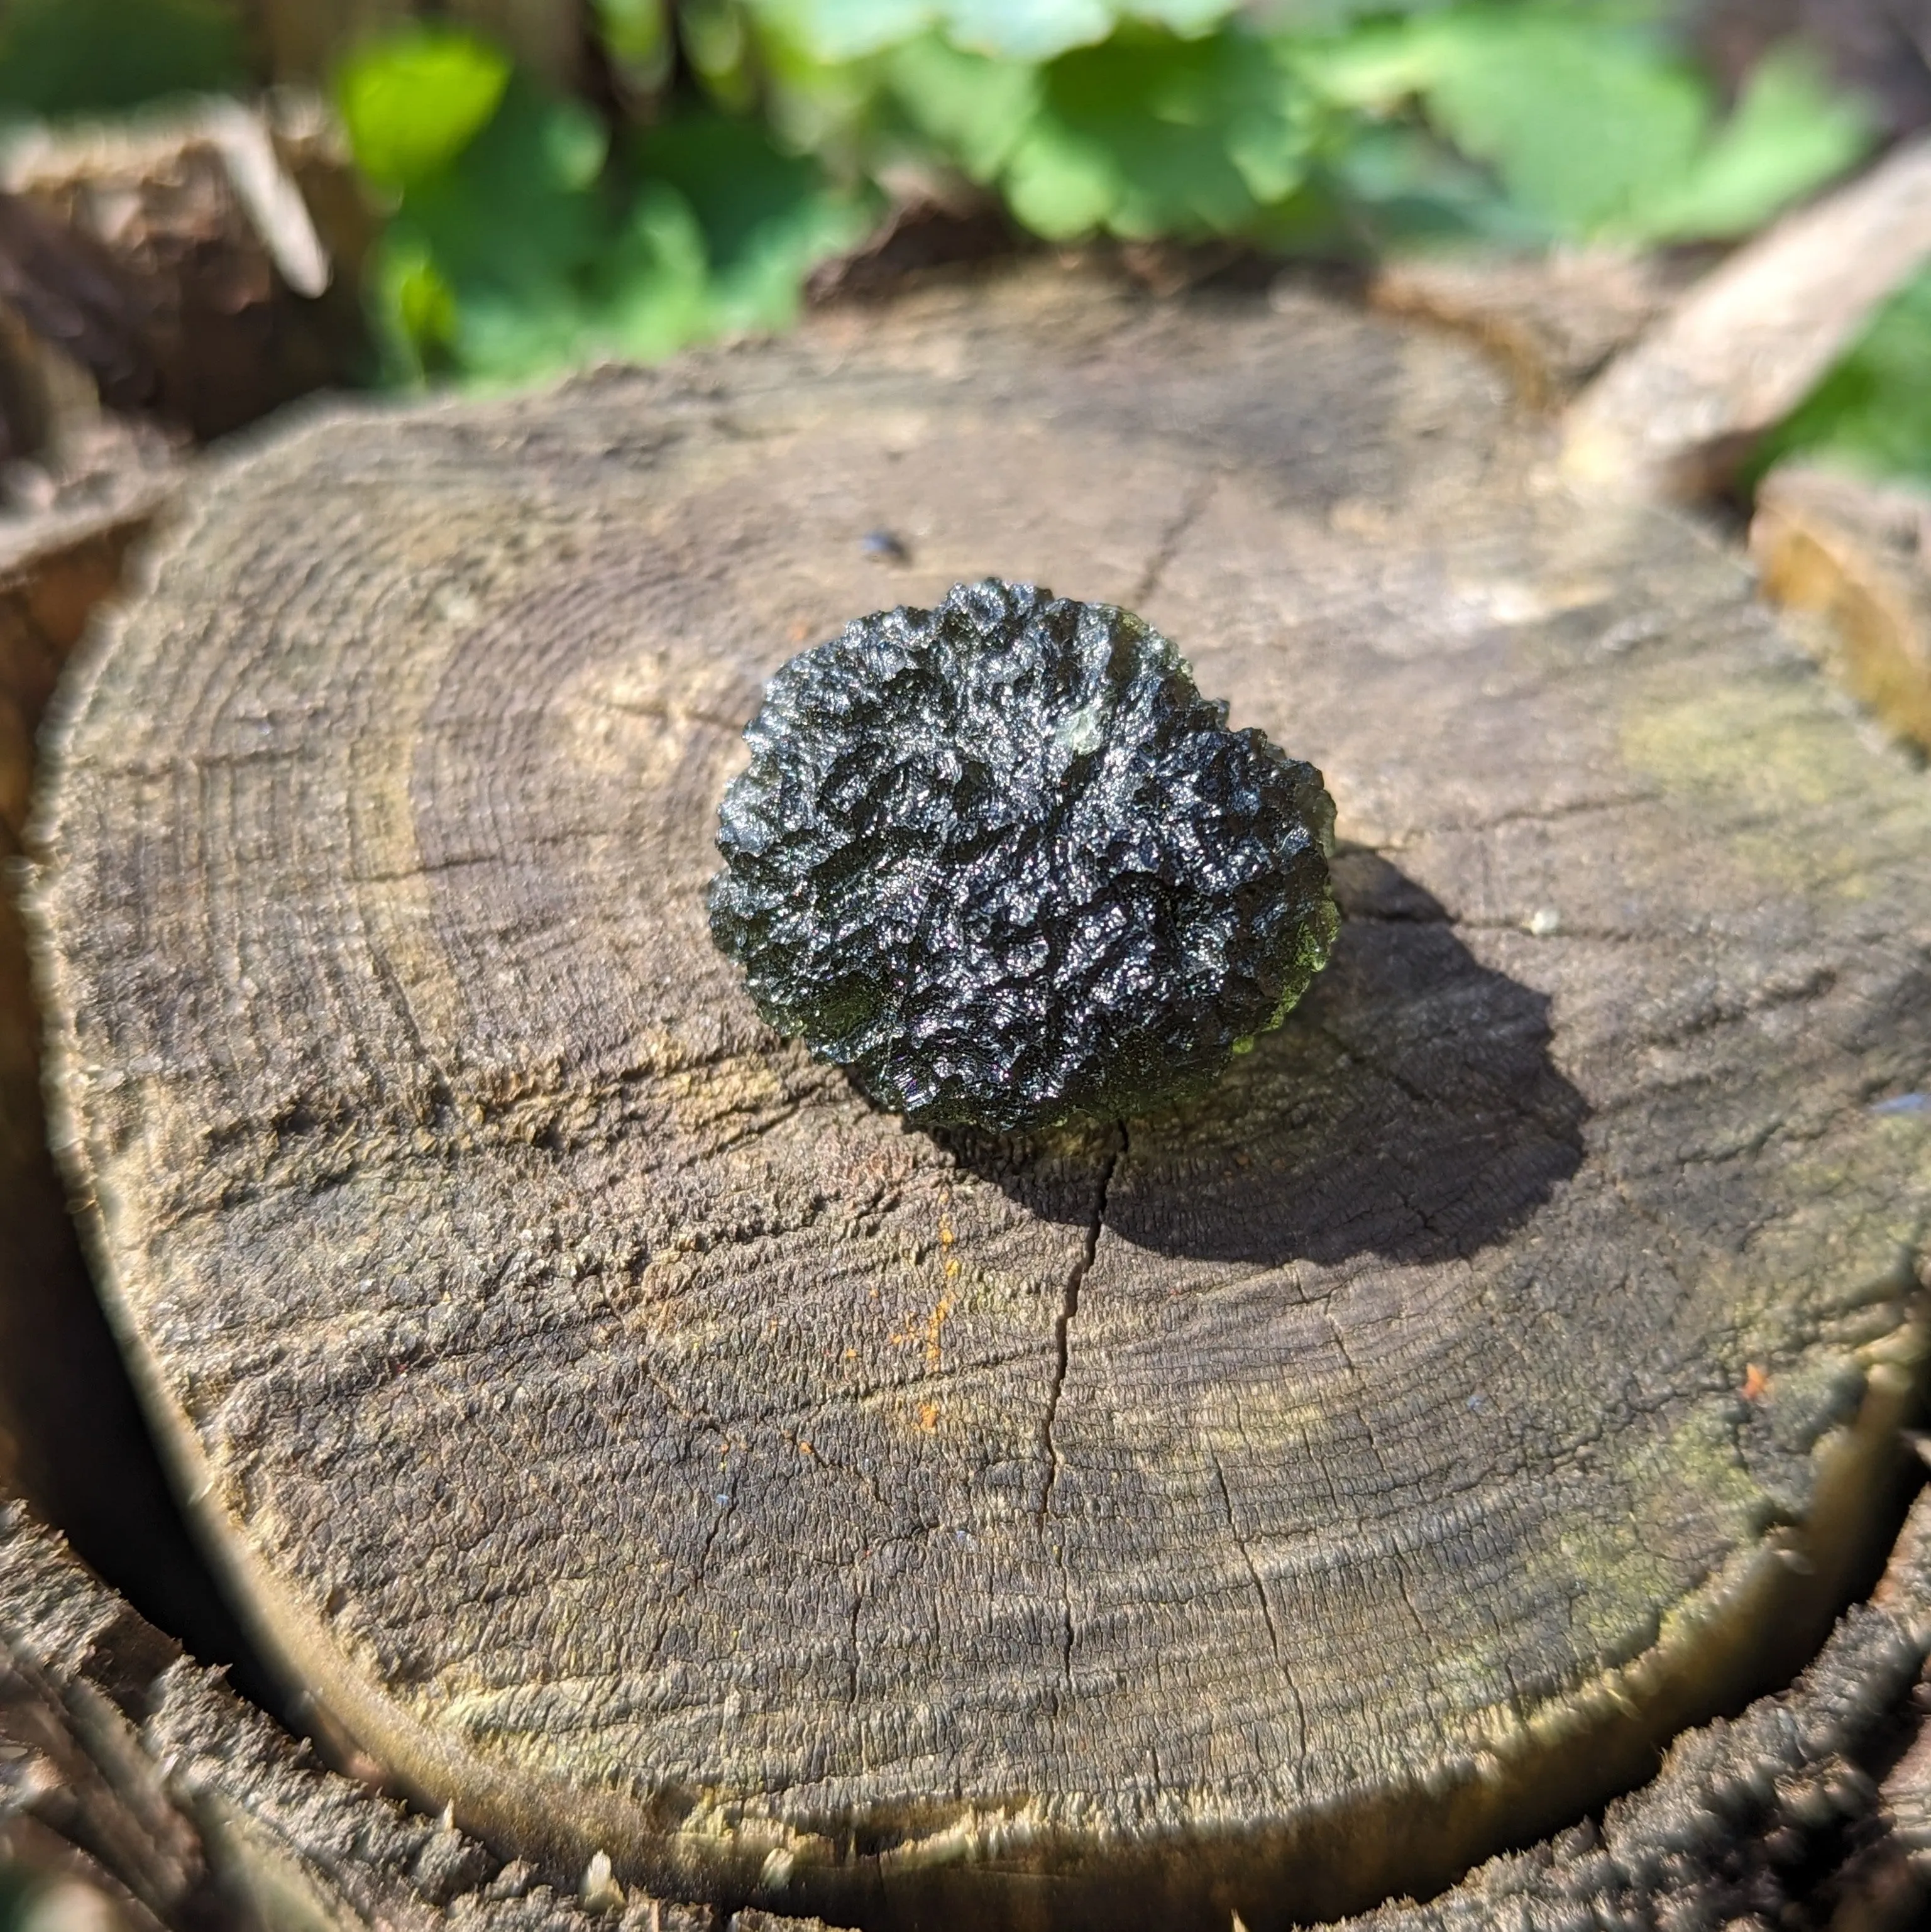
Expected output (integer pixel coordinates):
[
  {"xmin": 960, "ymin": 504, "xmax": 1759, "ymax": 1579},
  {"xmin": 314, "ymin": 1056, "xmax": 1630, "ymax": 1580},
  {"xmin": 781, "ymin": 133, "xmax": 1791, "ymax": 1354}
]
[
  {"xmin": 0, "ymin": 490, "xmax": 266, "ymax": 1676},
  {"xmin": 29, "ymin": 267, "xmax": 1931, "ymax": 1931},
  {"xmin": 13, "ymin": 1481, "xmax": 1931, "ymax": 1932}
]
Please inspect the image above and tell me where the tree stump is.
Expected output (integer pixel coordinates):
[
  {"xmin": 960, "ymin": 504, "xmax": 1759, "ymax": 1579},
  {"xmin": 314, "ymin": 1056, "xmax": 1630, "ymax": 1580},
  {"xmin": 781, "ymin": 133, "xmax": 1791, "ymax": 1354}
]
[{"xmin": 28, "ymin": 267, "xmax": 1931, "ymax": 1932}]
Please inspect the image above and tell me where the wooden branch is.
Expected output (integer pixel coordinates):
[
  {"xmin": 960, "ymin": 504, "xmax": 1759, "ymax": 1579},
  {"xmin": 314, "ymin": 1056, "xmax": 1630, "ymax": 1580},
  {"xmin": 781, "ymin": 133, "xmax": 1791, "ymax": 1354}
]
[
  {"xmin": 1565, "ymin": 136, "xmax": 1931, "ymax": 498},
  {"xmin": 0, "ymin": 98, "xmax": 370, "ymax": 446}
]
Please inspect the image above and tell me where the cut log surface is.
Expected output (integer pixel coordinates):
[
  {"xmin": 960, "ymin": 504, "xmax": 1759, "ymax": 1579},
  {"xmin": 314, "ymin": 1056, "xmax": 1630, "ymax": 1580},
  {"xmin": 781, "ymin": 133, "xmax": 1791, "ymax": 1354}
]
[
  {"xmin": 28, "ymin": 268, "xmax": 1931, "ymax": 1932},
  {"xmin": 11, "ymin": 1482, "xmax": 1931, "ymax": 1932}
]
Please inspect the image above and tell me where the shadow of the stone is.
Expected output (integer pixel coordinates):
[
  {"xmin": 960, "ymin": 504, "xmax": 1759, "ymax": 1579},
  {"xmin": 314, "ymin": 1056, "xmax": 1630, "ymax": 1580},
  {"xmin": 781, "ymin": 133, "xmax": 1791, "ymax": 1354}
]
[{"xmin": 942, "ymin": 851, "xmax": 1588, "ymax": 1266}]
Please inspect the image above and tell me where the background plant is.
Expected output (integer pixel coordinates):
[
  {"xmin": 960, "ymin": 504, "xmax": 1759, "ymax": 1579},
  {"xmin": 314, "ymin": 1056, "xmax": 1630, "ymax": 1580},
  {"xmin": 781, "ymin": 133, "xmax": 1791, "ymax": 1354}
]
[{"xmin": 0, "ymin": 0, "xmax": 1917, "ymax": 477}]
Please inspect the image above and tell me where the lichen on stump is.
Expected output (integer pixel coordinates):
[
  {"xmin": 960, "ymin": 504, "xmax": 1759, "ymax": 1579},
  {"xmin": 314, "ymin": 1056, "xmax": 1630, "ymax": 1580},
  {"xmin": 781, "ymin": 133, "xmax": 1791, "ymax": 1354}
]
[
  {"xmin": 28, "ymin": 268, "xmax": 1931, "ymax": 1932},
  {"xmin": 708, "ymin": 578, "xmax": 1338, "ymax": 1132}
]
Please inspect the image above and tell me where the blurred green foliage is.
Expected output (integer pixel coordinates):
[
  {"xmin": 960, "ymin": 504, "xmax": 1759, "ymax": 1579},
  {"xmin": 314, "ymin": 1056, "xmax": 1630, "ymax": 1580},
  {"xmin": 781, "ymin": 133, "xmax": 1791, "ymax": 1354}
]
[
  {"xmin": 339, "ymin": 24, "xmax": 873, "ymax": 385},
  {"xmin": 735, "ymin": 0, "xmax": 1868, "ymax": 249},
  {"xmin": 0, "ymin": 0, "xmax": 243, "ymax": 114},
  {"xmin": 1306, "ymin": 11, "xmax": 1868, "ymax": 243},
  {"xmin": 336, "ymin": 25, "xmax": 513, "ymax": 191},
  {"xmin": 0, "ymin": 0, "xmax": 1915, "ymax": 480},
  {"xmin": 872, "ymin": 26, "xmax": 1319, "ymax": 241},
  {"xmin": 322, "ymin": 0, "xmax": 1874, "ymax": 387},
  {"xmin": 749, "ymin": 0, "xmax": 1238, "ymax": 64},
  {"xmin": 1752, "ymin": 268, "xmax": 1931, "ymax": 485}
]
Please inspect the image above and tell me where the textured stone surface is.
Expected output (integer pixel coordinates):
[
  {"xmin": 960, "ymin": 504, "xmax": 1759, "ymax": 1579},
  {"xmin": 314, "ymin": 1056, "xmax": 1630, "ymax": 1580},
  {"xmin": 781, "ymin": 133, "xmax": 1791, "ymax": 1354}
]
[{"xmin": 709, "ymin": 579, "xmax": 1337, "ymax": 1131}]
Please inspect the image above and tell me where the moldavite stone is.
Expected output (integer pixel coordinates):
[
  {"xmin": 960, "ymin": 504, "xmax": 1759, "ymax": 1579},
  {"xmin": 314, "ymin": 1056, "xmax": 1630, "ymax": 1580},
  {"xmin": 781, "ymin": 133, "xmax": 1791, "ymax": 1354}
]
[{"xmin": 708, "ymin": 579, "xmax": 1338, "ymax": 1131}]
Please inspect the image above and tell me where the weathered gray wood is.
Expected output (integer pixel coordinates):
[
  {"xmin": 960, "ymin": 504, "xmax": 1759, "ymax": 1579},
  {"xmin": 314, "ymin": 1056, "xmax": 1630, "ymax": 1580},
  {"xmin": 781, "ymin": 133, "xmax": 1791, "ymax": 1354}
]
[
  {"xmin": 11, "ymin": 1475, "xmax": 1931, "ymax": 1932},
  {"xmin": 0, "ymin": 1501, "xmax": 761, "ymax": 1930},
  {"xmin": 28, "ymin": 266, "xmax": 1931, "ymax": 1931},
  {"xmin": 1339, "ymin": 1480, "xmax": 1931, "ymax": 1932},
  {"xmin": 0, "ymin": 490, "xmax": 260, "ymax": 1671}
]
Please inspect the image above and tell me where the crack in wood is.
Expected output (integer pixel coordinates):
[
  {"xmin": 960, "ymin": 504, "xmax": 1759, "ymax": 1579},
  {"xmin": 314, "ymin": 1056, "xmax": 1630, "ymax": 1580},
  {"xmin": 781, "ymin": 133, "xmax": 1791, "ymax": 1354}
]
[
  {"xmin": 1130, "ymin": 477, "xmax": 1214, "ymax": 608},
  {"xmin": 1037, "ymin": 1127, "xmax": 1124, "ymax": 1706},
  {"xmin": 1038, "ymin": 1127, "xmax": 1123, "ymax": 1536}
]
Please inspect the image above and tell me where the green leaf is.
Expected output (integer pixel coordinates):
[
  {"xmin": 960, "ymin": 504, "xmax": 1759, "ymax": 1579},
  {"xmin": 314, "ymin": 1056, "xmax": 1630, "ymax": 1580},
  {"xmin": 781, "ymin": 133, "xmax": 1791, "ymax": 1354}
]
[
  {"xmin": 1755, "ymin": 268, "xmax": 1931, "ymax": 486},
  {"xmin": 1294, "ymin": 15, "xmax": 1465, "ymax": 113},
  {"xmin": 879, "ymin": 35, "xmax": 1040, "ymax": 180},
  {"xmin": 597, "ymin": 182, "xmax": 718, "ymax": 361},
  {"xmin": 733, "ymin": 14, "xmax": 888, "ymax": 158},
  {"xmin": 361, "ymin": 73, "xmax": 616, "ymax": 383},
  {"xmin": 392, "ymin": 247, "xmax": 458, "ymax": 352},
  {"xmin": 406, "ymin": 79, "xmax": 609, "ymax": 266},
  {"xmin": 1003, "ymin": 116, "xmax": 1120, "ymax": 237},
  {"xmin": 0, "ymin": 0, "xmax": 244, "ymax": 116},
  {"xmin": 541, "ymin": 94, "xmax": 612, "ymax": 190},
  {"xmin": 1299, "ymin": 6, "xmax": 1871, "ymax": 246},
  {"xmin": 935, "ymin": 0, "xmax": 1118, "ymax": 60},
  {"xmin": 1318, "ymin": 117, "xmax": 1548, "ymax": 249},
  {"xmin": 1416, "ymin": 14, "xmax": 1707, "ymax": 240},
  {"xmin": 739, "ymin": 0, "xmax": 1240, "ymax": 63},
  {"xmin": 1116, "ymin": 0, "xmax": 1241, "ymax": 36},
  {"xmin": 362, "ymin": 82, "xmax": 861, "ymax": 387},
  {"xmin": 741, "ymin": 0, "xmax": 936, "ymax": 63},
  {"xmin": 633, "ymin": 109, "xmax": 874, "ymax": 331},
  {"xmin": 1003, "ymin": 26, "xmax": 1310, "ymax": 240},
  {"xmin": 1642, "ymin": 46, "xmax": 1871, "ymax": 241},
  {"xmin": 336, "ymin": 26, "xmax": 513, "ymax": 193},
  {"xmin": 681, "ymin": 0, "xmax": 759, "ymax": 112},
  {"xmin": 369, "ymin": 236, "xmax": 459, "ymax": 382},
  {"xmin": 594, "ymin": 0, "xmax": 672, "ymax": 79},
  {"xmin": 446, "ymin": 179, "xmax": 712, "ymax": 383}
]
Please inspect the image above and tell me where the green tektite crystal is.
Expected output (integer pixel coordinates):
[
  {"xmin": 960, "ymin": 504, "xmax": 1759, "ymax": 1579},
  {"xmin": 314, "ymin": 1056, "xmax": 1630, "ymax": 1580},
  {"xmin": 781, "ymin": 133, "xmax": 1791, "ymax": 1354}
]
[{"xmin": 709, "ymin": 579, "xmax": 1338, "ymax": 1132}]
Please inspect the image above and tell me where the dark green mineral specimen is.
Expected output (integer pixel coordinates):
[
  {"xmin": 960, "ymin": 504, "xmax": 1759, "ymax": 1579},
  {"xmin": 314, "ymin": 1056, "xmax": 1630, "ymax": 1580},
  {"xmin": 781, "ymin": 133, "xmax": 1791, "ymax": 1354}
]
[{"xmin": 708, "ymin": 579, "xmax": 1338, "ymax": 1132}]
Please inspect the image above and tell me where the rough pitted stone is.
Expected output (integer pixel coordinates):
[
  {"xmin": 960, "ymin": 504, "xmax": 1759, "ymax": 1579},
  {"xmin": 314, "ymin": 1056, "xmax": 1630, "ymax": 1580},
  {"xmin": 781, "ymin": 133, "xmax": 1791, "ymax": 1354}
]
[{"xmin": 708, "ymin": 579, "xmax": 1338, "ymax": 1131}]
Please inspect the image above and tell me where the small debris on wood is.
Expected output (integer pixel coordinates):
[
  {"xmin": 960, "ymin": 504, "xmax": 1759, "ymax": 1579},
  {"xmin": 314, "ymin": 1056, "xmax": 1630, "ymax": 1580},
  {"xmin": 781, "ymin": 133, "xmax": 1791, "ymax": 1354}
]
[
  {"xmin": 581, "ymin": 1850, "xmax": 623, "ymax": 1913},
  {"xmin": 859, "ymin": 528, "xmax": 908, "ymax": 563}
]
